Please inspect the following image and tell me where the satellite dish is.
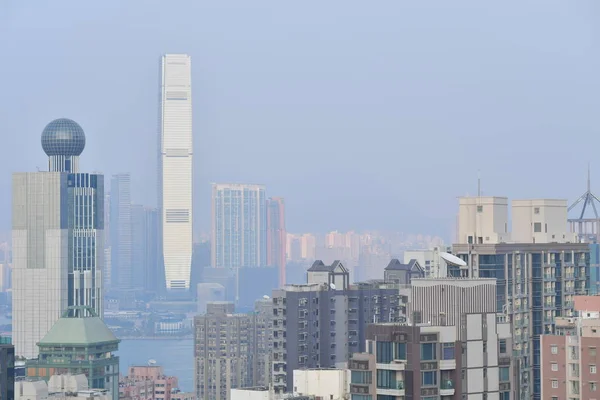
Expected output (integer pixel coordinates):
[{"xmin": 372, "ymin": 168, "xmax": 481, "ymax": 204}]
[
  {"xmin": 148, "ymin": 359, "xmax": 157, "ymax": 366},
  {"xmin": 263, "ymin": 295, "xmax": 270, "ymax": 300},
  {"xmin": 440, "ymin": 252, "xmax": 467, "ymax": 267},
  {"xmin": 330, "ymin": 283, "xmax": 336, "ymax": 290}
]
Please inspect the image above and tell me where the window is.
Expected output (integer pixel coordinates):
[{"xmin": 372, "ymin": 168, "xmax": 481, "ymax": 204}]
[
  {"xmin": 551, "ymin": 345, "xmax": 558, "ymax": 354},
  {"xmin": 351, "ymin": 371, "xmax": 372, "ymax": 385},
  {"xmin": 534, "ymin": 222, "xmax": 542, "ymax": 233},
  {"xmin": 376, "ymin": 370, "xmax": 395, "ymax": 389},
  {"xmin": 534, "ymin": 207, "xmax": 540, "ymax": 214},
  {"xmin": 499, "ymin": 339, "xmax": 507, "ymax": 354},
  {"xmin": 551, "ymin": 363, "xmax": 558, "ymax": 371},
  {"xmin": 394, "ymin": 342, "xmax": 407, "ymax": 360},
  {"xmin": 376, "ymin": 342, "xmax": 393, "ymax": 363},
  {"xmin": 483, "ymin": 341, "xmax": 487, "ymax": 353},
  {"xmin": 592, "ymin": 365, "xmax": 597, "ymax": 374},
  {"xmin": 421, "ymin": 371, "xmax": 437, "ymax": 386},
  {"xmin": 477, "ymin": 205, "xmax": 483, "ymax": 213},
  {"xmin": 421, "ymin": 343, "xmax": 437, "ymax": 360},
  {"xmin": 592, "ymin": 382, "xmax": 598, "ymax": 392},
  {"xmin": 442, "ymin": 343, "xmax": 455, "ymax": 360},
  {"xmin": 592, "ymin": 347, "xmax": 597, "ymax": 357},
  {"xmin": 551, "ymin": 397, "xmax": 558, "ymax": 400},
  {"xmin": 552, "ymin": 380, "xmax": 558, "ymax": 389},
  {"xmin": 499, "ymin": 367, "xmax": 510, "ymax": 381}
]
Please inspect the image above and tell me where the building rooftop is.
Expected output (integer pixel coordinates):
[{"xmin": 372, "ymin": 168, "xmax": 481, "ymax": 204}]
[
  {"xmin": 39, "ymin": 306, "xmax": 119, "ymax": 346},
  {"xmin": 308, "ymin": 260, "xmax": 348, "ymax": 272},
  {"xmin": 385, "ymin": 258, "xmax": 423, "ymax": 272}
]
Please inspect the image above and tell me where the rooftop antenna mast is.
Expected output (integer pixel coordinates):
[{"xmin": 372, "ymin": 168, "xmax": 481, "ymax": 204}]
[{"xmin": 568, "ymin": 163, "xmax": 600, "ymax": 241}]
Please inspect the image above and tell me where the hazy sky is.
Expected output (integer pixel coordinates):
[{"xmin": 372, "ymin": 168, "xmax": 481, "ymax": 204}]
[{"xmin": 0, "ymin": 1, "xmax": 598, "ymax": 238}]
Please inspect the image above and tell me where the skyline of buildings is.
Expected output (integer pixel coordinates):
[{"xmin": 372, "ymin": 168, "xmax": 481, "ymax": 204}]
[
  {"xmin": 266, "ymin": 197, "xmax": 286, "ymax": 286},
  {"xmin": 158, "ymin": 53, "xmax": 194, "ymax": 291},
  {"xmin": 110, "ymin": 173, "xmax": 133, "ymax": 290}
]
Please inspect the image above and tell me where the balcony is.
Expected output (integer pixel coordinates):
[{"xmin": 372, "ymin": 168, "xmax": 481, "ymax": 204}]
[
  {"xmin": 376, "ymin": 360, "xmax": 406, "ymax": 371},
  {"xmin": 377, "ymin": 381, "xmax": 405, "ymax": 397},
  {"xmin": 440, "ymin": 379, "xmax": 455, "ymax": 396},
  {"xmin": 439, "ymin": 359, "xmax": 456, "ymax": 370}
]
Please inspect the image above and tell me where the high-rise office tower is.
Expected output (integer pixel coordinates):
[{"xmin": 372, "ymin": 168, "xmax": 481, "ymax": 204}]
[
  {"xmin": 12, "ymin": 118, "xmax": 104, "ymax": 359},
  {"xmin": 211, "ymin": 184, "xmax": 267, "ymax": 268},
  {"xmin": 131, "ymin": 205, "xmax": 161, "ymax": 294},
  {"xmin": 266, "ymin": 197, "xmax": 286, "ymax": 286},
  {"xmin": 158, "ymin": 54, "xmax": 193, "ymax": 291},
  {"xmin": 110, "ymin": 173, "xmax": 132, "ymax": 290}
]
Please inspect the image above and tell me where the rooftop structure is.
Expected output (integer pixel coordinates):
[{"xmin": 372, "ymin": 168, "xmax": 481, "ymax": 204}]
[
  {"xmin": 26, "ymin": 306, "xmax": 120, "ymax": 399},
  {"xmin": 569, "ymin": 165, "xmax": 600, "ymax": 241}
]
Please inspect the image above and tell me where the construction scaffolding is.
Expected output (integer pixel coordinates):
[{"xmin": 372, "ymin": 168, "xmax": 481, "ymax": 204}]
[{"xmin": 568, "ymin": 165, "xmax": 600, "ymax": 242}]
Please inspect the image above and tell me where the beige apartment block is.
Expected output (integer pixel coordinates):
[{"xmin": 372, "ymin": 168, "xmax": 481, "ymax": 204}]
[
  {"xmin": 457, "ymin": 196, "xmax": 510, "ymax": 245},
  {"xmin": 512, "ymin": 199, "xmax": 577, "ymax": 244}
]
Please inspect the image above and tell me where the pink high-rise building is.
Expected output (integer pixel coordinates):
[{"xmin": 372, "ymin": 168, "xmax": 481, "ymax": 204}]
[
  {"xmin": 541, "ymin": 296, "xmax": 600, "ymax": 399},
  {"xmin": 120, "ymin": 365, "xmax": 179, "ymax": 400}
]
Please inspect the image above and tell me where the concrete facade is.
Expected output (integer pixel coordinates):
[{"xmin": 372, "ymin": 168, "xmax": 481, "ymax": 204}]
[
  {"xmin": 512, "ymin": 199, "xmax": 576, "ymax": 244},
  {"xmin": 457, "ymin": 196, "xmax": 510, "ymax": 245}
]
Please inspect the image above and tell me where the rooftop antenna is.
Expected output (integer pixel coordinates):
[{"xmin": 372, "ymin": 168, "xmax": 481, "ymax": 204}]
[
  {"xmin": 568, "ymin": 163, "xmax": 600, "ymax": 241},
  {"xmin": 477, "ymin": 169, "xmax": 481, "ymax": 197}
]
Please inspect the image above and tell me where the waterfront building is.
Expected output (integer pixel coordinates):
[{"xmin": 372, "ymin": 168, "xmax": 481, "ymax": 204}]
[
  {"xmin": 110, "ymin": 173, "xmax": 133, "ymax": 290},
  {"xmin": 0, "ymin": 335, "xmax": 14, "ymax": 400},
  {"xmin": 266, "ymin": 197, "xmax": 286, "ymax": 287},
  {"xmin": 12, "ymin": 118, "xmax": 104, "ymax": 359},
  {"xmin": 131, "ymin": 205, "xmax": 161, "ymax": 295},
  {"xmin": 194, "ymin": 302, "xmax": 254, "ymax": 400},
  {"xmin": 121, "ymin": 365, "xmax": 179, "ymax": 400},
  {"xmin": 25, "ymin": 306, "xmax": 120, "ymax": 400},
  {"xmin": 452, "ymin": 195, "xmax": 590, "ymax": 400},
  {"xmin": 158, "ymin": 53, "xmax": 193, "ymax": 291},
  {"xmin": 211, "ymin": 183, "xmax": 267, "ymax": 268}
]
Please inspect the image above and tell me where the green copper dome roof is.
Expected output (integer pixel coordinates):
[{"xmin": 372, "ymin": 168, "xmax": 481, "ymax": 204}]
[{"xmin": 38, "ymin": 306, "xmax": 119, "ymax": 346}]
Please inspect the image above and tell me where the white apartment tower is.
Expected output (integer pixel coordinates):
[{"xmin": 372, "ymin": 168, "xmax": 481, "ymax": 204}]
[{"xmin": 158, "ymin": 54, "xmax": 193, "ymax": 290}]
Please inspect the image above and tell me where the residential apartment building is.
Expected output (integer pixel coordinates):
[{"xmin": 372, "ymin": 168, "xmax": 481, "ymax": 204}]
[
  {"xmin": 272, "ymin": 260, "xmax": 407, "ymax": 393},
  {"xmin": 267, "ymin": 197, "xmax": 286, "ymax": 287},
  {"xmin": 194, "ymin": 302, "xmax": 255, "ymax": 400},
  {"xmin": 540, "ymin": 295, "xmax": 600, "ymax": 400},
  {"xmin": 122, "ymin": 365, "xmax": 179, "ymax": 400},
  {"xmin": 349, "ymin": 311, "xmax": 514, "ymax": 399},
  {"xmin": 452, "ymin": 196, "xmax": 590, "ymax": 400},
  {"xmin": 211, "ymin": 183, "xmax": 267, "ymax": 268}
]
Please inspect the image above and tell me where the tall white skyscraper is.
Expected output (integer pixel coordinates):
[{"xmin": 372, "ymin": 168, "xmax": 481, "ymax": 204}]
[{"xmin": 158, "ymin": 54, "xmax": 193, "ymax": 290}]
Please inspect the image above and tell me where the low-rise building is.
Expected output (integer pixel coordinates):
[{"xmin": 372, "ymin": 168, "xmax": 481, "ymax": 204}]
[
  {"xmin": 122, "ymin": 365, "xmax": 178, "ymax": 400},
  {"xmin": 293, "ymin": 368, "xmax": 349, "ymax": 399},
  {"xmin": 15, "ymin": 374, "xmax": 111, "ymax": 400}
]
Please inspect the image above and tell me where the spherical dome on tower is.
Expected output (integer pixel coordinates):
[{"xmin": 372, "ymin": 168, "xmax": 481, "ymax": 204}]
[{"xmin": 41, "ymin": 118, "xmax": 86, "ymax": 156}]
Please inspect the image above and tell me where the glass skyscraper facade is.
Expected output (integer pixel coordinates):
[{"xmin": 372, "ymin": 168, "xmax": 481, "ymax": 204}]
[
  {"xmin": 211, "ymin": 183, "xmax": 267, "ymax": 268},
  {"xmin": 67, "ymin": 172, "xmax": 104, "ymax": 315}
]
